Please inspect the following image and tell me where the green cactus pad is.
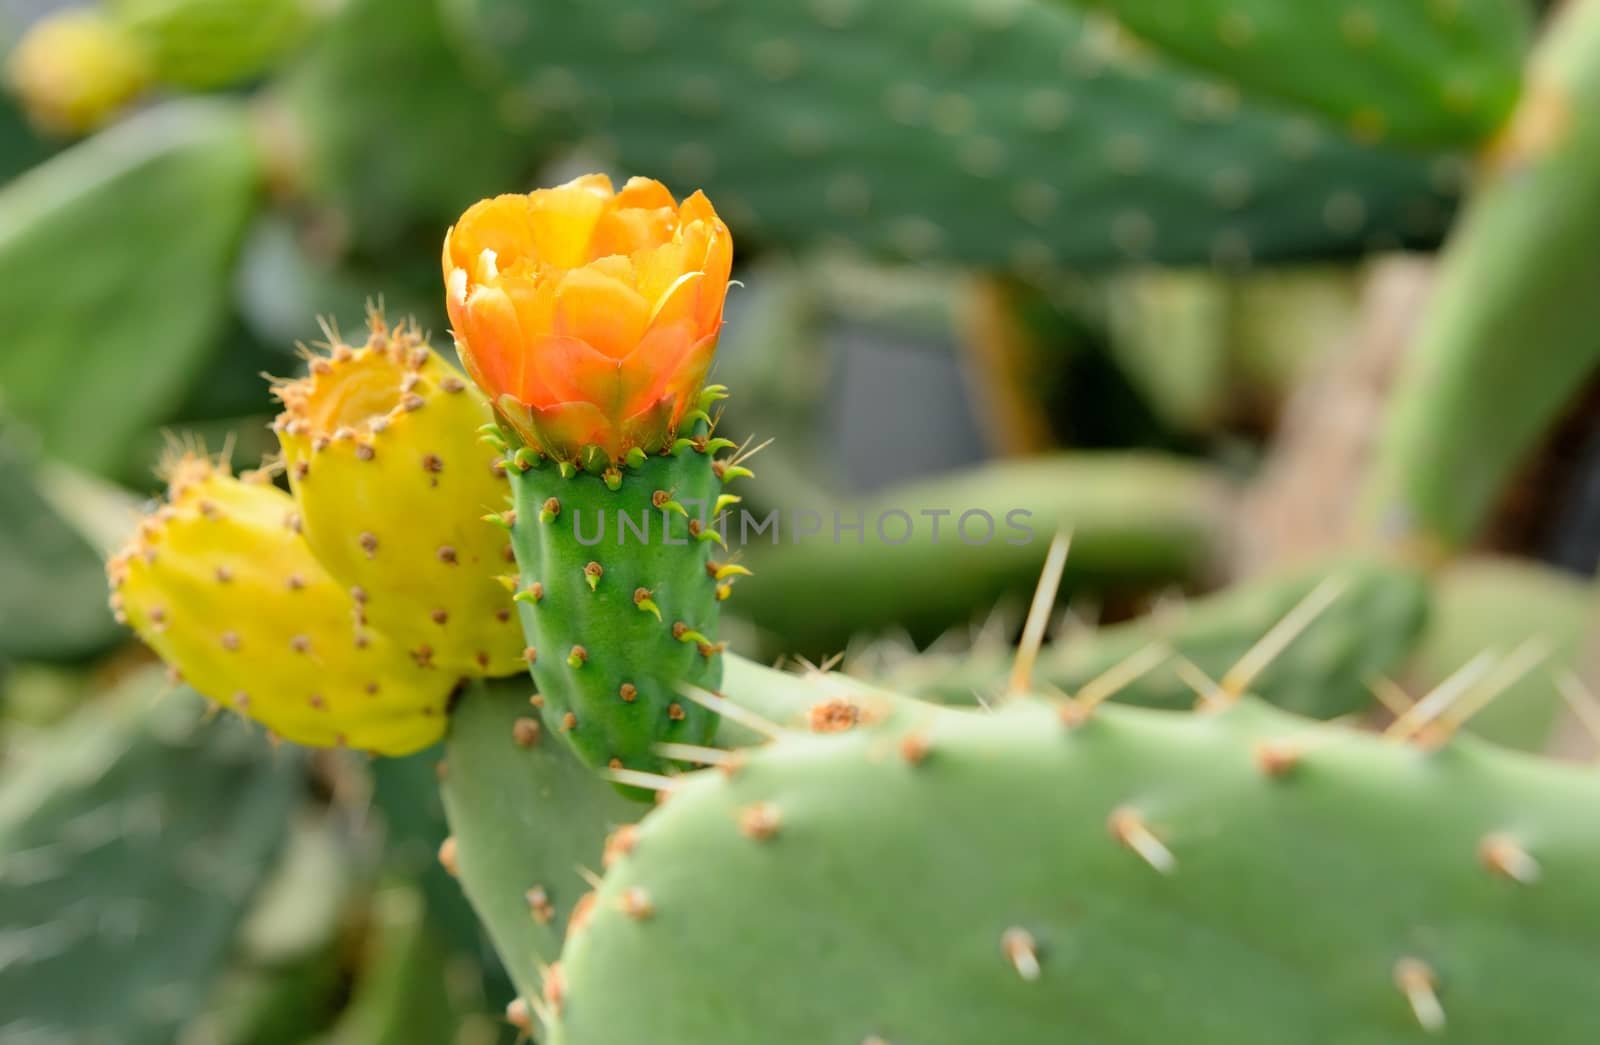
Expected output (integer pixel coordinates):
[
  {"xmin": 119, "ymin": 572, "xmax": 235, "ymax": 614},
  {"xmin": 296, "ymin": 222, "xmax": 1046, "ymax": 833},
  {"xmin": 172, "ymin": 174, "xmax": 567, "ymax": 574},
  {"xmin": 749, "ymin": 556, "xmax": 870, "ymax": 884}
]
[
  {"xmin": 278, "ymin": 0, "xmax": 529, "ymax": 250},
  {"xmin": 553, "ymin": 697, "xmax": 1600, "ymax": 1044},
  {"xmin": 110, "ymin": 0, "xmax": 312, "ymax": 90},
  {"xmin": 0, "ymin": 673, "xmax": 300, "ymax": 1044},
  {"xmin": 1078, "ymin": 0, "xmax": 1528, "ymax": 147},
  {"xmin": 457, "ymin": 0, "xmax": 1459, "ymax": 271},
  {"xmin": 439, "ymin": 677, "xmax": 641, "ymax": 1013},
  {"xmin": 0, "ymin": 421, "xmax": 122, "ymax": 662},
  {"xmin": 1362, "ymin": 0, "xmax": 1600, "ymax": 553},
  {"xmin": 506, "ymin": 439, "xmax": 727, "ymax": 783},
  {"xmin": 0, "ymin": 100, "xmax": 259, "ymax": 477}
]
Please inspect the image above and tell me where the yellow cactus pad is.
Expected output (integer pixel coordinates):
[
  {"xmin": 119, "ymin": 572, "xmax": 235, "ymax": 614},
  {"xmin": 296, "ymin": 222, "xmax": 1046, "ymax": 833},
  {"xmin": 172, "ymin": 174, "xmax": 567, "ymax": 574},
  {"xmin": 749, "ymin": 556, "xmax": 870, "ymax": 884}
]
[
  {"xmin": 272, "ymin": 312, "xmax": 524, "ymax": 676},
  {"xmin": 107, "ymin": 453, "xmax": 455, "ymax": 755}
]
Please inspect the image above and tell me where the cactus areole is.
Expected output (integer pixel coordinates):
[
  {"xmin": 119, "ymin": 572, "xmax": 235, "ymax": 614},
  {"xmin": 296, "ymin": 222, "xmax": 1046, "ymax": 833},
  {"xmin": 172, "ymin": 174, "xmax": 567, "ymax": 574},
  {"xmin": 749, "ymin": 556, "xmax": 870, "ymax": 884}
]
[{"xmin": 444, "ymin": 176, "xmax": 741, "ymax": 787}]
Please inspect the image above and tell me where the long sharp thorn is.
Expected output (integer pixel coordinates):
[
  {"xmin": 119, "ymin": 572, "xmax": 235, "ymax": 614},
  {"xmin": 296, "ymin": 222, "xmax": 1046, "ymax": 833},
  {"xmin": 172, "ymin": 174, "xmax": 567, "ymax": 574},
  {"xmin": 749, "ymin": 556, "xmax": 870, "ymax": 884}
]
[
  {"xmin": 600, "ymin": 767, "xmax": 681, "ymax": 792},
  {"xmin": 1007, "ymin": 531, "xmax": 1072, "ymax": 698},
  {"xmin": 654, "ymin": 741, "xmax": 741, "ymax": 766},
  {"xmin": 1073, "ymin": 642, "xmax": 1171, "ymax": 712},
  {"xmin": 1555, "ymin": 672, "xmax": 1600, "ymax": 753},
  {"xmin": 1367, "ymin": 674, "xmax": 1417, "ymax": 718},
  {"xmin": 676, "ymin": 683, "xmax": 787, "ymax": 739},
  {"xmin": 1384, "ymin": 651, "xmax": 1500, "ymax": 742},
  {"xmin": 1219, "ymin": 575, "xmax": 1350, "ymax": 702},
  {"xmin": 1171, "ymin": 655, "xmax": 1222, "ymax": 705},
  {"xmin": 1394, "ymin": 958, "xmax": 1446, "ymax": 1034},
  {"xmin": 1436, "ymin": 637, "xmax": 1552, "ymax": 735}
]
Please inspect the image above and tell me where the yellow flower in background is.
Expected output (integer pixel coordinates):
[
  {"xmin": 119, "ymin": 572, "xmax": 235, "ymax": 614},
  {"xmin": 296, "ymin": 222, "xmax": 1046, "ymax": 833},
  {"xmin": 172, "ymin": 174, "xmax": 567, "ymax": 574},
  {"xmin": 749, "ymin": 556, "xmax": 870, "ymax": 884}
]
[
  {"xmin": 442, "ymin": 174, "xmax": 733, "ymax": 462},
  {"xmin": 5, "ymin": 9, "xmax": 150, "ymax": 135},
  {"xmin": 107, "ymin": 452, "xmax": 456, "ymax": 756},
  {"xmin": 272, "ymin": 314, "xmax": 525, "ymax": 677}
]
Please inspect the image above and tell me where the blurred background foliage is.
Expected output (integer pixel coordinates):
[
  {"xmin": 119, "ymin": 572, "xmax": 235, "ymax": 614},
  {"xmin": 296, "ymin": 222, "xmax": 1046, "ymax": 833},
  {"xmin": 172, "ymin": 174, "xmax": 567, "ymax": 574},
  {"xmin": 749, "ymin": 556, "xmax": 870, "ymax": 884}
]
[{"xmin": 3, "ymin": 0, "xmax": 1599, "ymax": 1040}]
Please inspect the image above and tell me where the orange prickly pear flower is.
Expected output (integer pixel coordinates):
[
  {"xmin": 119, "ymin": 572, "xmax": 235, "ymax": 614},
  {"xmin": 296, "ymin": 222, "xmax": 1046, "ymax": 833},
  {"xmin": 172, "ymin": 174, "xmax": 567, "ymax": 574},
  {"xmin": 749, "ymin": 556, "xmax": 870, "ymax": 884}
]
[{"xmin": 442, "ymin": 173, "xmax": 733, "ymax": 463}]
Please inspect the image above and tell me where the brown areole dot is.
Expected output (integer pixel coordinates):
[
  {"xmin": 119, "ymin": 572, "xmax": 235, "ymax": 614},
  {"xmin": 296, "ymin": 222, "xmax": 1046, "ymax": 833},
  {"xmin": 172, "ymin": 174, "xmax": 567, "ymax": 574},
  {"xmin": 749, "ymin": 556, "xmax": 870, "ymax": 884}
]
[
  {"xmin": 619, "ymin": 683, "xmax": 638, "ymax": 702},
  {"xmin": 739, "ymin": 802, "xmax": 782, "ymax": 840},
  {"xmin": 437, "ymin": 545, "xmax": 458, "ymax": 564},
  {"xmin": 618, "ymin": 887, "xmax": 655, "ymax": 920},
  {"xmin": 512, "ymin": 717, "xmax": 542, "ymax": 747},
  {"xmin": 603, "ymin": 824, "xmax": 638, "ymax": 868},
  {"xmin": 359, "ymin": 531, "xmax": 378, "ymax": 557},
  {"xmin": 526, "ymin": 885, "xmax": 554, "ymax": 924}
]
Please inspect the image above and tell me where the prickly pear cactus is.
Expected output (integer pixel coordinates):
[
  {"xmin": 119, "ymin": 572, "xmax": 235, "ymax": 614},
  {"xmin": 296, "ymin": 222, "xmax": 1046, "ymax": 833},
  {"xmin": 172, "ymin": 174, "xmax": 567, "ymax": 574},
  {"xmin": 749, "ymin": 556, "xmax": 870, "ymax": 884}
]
[
  {"xmin": 273, "ymin": 312, "xmax": 525, "ymax": 677},
  {"xmin": 107, "ymin": 452, "xmax": 456, "ymax": 755},
  {"xmin": 458, "ymin": 0, "xmax": 1461, "ymax": 271},
  {"xmin": 440, "ymin": 175, "xmax": 740, "ymax": 784},
  {"xmin": 551, "ymin": 696, "xmax": 1600, "ymax": 1044},
  {"xmin": 0, "ymin": 672, "xmax": 301, "ymax": 1045},
  {"xmin": 502, "ymin": 409, "xmax": 734, "ymax": 780}
]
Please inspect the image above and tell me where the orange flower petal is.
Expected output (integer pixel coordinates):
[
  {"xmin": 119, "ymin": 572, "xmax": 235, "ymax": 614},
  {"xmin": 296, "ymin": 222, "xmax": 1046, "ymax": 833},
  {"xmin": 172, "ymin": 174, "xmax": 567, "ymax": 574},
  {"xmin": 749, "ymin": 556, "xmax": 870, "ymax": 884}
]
[
  {"xmin": 617, "ymin": 317, "xmax": 702, "ymax": 419},
  {"xmin": 526, "ymin": 184, "xmax": 612, "ymax": 269},
  {"xmin": 677, "ymin": 189, "xmax": 719, "ymax": 226},
  {"xmin": 696, "ymin": 224, "xmax": 734, "ymax": 331},
  {"xmin": 616, "ymin": 176, "xmax": 676, "ymax": 210},
  {"xmin": 447, "ymin": 196, "xmax": 538, "ymax": 274},
  {"xmin": 553, "ymin": 267, "xmax": 650, "ymax": 361},
  {"xmin": 524, "ymin": 335, "xmax": 622, "ymax": 413},
  {"xmin": 455, "ymin": 284, "xmax": 526, "ymax": 402},
  {"xmin": 527, "ymin": 400, "xmax": 616, "ymax": 458}
]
